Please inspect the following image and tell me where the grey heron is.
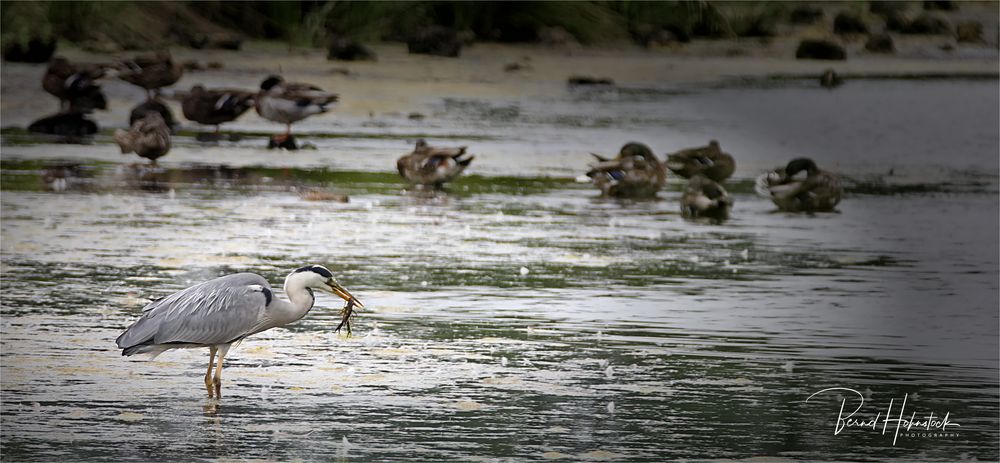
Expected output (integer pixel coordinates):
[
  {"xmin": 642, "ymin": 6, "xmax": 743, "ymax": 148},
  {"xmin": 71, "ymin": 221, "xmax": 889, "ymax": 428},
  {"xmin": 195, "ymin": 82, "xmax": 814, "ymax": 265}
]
[{"xmin": 116, "ymin": 265, "xmax": 363, "ymax": 398}]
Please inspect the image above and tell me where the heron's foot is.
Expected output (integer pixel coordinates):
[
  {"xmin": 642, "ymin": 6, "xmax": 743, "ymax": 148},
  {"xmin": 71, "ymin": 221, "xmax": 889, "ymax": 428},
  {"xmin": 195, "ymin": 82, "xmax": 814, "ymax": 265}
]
[
  {"xmin": 213, "ymin": 375, "xmax": 222, "ymax": 399},
  {"xmin": 205, "ymin": 374, "xmax": 215, "ymax": 398}
]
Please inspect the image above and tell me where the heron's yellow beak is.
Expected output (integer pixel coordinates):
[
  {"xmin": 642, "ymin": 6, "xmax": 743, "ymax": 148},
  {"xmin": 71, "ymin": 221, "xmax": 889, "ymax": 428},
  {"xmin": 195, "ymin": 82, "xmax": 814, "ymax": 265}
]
[{"xmin": 326, "ymin": 281, "xmax": 363, "ymax": 308}]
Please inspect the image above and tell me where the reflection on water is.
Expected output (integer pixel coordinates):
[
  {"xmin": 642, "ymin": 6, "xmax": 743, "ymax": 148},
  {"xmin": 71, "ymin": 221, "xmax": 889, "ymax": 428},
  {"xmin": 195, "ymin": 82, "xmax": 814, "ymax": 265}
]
[{"xmin": 1, "ymin": 80, "xmax": 998, "ymax": 461}]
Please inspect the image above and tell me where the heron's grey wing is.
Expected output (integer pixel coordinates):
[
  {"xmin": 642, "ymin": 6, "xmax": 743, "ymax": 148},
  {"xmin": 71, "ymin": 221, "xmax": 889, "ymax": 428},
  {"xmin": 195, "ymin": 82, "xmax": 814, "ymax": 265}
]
[{"xmin": 117, "ymin": 273, "xmax": 271, "ymax": 349}]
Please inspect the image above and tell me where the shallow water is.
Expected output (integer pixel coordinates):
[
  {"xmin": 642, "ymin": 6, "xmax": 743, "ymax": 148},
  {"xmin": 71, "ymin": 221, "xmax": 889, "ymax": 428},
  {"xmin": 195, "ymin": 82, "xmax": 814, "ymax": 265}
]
[{"xmin": 1, "ymin": 76, "xmax": 998, "ymax": 461}]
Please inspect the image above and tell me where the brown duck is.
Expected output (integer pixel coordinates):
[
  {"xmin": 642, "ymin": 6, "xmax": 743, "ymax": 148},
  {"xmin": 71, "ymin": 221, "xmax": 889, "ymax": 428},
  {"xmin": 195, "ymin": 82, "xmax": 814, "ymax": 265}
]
[
  {"xmin": 114, "ymin": 112, "xmax": 171, "ymax": 163},
  {"xmin": 680, "ymin": 174, "xmax": 732, "ymax": 221},
  {"xmin": 756, "ymin": 158, "xmax": 842, "ymax": 212},
  {"xmin": 396, "ymin": 139, "xmax": 474, "ymax": 187},
  {"xmin": 586, "ymin": 142, "xmax": 666, "ymax": 198},
  {"xmin": 42, "ymin": 57, "xmax": 109, "ymax": 113},
  {"xmin": 665, "ymin": 140, "xmax": 735, "ymax": 183},
  {"xmin": 182, "ymin": 85, "xmax": 256, "ymax": 133},
  {"xmin": 117, "ymin": 51, "xmax": 183, "ymax": 99}
]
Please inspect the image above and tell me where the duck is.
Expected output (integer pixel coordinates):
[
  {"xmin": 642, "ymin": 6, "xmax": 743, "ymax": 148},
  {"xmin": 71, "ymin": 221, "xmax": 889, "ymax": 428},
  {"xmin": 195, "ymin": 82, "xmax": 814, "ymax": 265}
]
[
  {"xmin": 756, "ymin": 157, "xmax": 842, "ymax": 212},
  {"xmin": 665, "ymin": 140, "xmax": 735, "ymax": 183},
  {"xmin": 116, "ymin": 51, "xmax": 183, "ymax": 99},
  {"xmin": 820, "ymin": 69, "xmax": 844, "ymax": 89},
  {"xmin": 129, "ymin": 98, "xmax": 177, "ymax": 132},
  {"xmin": 680, "ymin": 175, "xmax": 732, "ymax": 221},
  {"xmin": 255, "ymin": 75, "xmax": 338, "ymax": 147},
  {"xmin": 182, "ymin": 85, "xmax": 256, "ymax": 134},
  {"xmin": 114, "ymin": 112, "xmax": 171, "ymax": 164},
  {"xmin": 42, "ymin": 57, "xmax": 109, "ymax": 113},
  {"xmin": 586, "ymin": 142, "xmax": 666, "ymax": 198},
  {"xmin": 396, "ymin": 139, "xmax": 474, "ymax": 187}
]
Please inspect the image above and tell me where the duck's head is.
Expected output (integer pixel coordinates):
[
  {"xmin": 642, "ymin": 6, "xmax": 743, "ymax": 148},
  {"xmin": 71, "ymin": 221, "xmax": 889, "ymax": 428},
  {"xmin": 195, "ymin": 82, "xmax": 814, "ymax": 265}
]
[
  {"xmin": 619, "ymin": 142, "xmax": 654, "ymax": 161},
  {"xmin": 260, "ymin": 75, "xmax": 284, "ymax": 91},
  {"xmin": 190, "ymin": 84, "xmax": 205, "ymax": 94},
  {"xmin": 785, "ymin": 158, "xmax": 819, "ymax": 177},
  {"xmin": 415, "ymin": 138, "xmax": 428, "ymax": 150}
]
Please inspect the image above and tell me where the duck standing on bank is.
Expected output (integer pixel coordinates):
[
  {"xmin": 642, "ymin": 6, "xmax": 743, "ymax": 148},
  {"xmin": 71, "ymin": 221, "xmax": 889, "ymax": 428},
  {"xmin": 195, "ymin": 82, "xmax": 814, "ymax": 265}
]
[
  {"xmin": 182, "ymin": 85, "xmax": 256, "ymax": 137},
  {"xmin": 680, "ymin": 174, "xmax": 732, "ymax": 221},
  {"xmin": 586, "ymin": 142, "xmax": 666, "ymax": 198},
  {"xmin": 255, "ymin": 75, "xmax": 338, "ymax": 149},
  {"xmin": 114, "ymin": 112, "xmax": 171, "ymax": 164},
  {"xmin": 756, "ymin": 157, "xmax": 842, "ymax": 212},
  {"xmin": 42, "ymin": 57, "xmax": 110, "ymax": 113},
  {"xmin": 116, "ymin": 51, "xmax": 183, "ymax": 100},
  {"xmin": 397, "ymin": 139, "xmax": 474, "ymax": 187},
  {"xmin": 665, "ymin": 140, "xmax": 735, "ymax": 183}
]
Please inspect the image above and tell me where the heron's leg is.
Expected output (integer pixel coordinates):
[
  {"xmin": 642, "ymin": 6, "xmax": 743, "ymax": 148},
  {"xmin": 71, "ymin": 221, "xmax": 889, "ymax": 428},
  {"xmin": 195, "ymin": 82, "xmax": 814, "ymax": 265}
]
[
  {"xmin": 205, "ymin": 346, "xmax": 218, "ymax": 398},
  {"xmin": 213, "ymin": 345, "xmax": 230, "ymax": 399}
]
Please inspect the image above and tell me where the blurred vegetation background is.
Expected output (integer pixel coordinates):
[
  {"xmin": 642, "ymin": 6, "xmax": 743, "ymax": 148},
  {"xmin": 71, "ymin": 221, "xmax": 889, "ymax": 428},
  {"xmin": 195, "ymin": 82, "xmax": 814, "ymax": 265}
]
[{"xmin": 1, "ymin": 1, "xmax": 807, "ymax": 51}]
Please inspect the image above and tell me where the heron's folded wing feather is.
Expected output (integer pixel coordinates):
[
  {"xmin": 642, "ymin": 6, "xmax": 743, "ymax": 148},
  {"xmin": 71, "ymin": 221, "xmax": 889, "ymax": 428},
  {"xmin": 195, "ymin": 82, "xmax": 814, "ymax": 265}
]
[{"xmin": 117, "ymin": 273, "xmax": 270, "ymax": 348}]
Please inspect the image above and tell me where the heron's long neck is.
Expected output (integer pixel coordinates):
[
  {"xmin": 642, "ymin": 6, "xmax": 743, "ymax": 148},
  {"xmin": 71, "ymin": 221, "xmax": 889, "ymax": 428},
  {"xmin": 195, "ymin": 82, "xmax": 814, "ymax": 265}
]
[{"xmin": 272, "ymin": 281, "xmax": 315, "ymax": 325}]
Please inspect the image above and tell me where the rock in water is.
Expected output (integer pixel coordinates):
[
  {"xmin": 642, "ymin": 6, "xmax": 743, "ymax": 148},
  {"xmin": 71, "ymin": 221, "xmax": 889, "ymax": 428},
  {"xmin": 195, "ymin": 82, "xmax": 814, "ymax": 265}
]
[
  {"xmin": 328, "ymin": 36, "xmax": 377, "ymax": 61},
  {"xmin": 795, "ymin": 39, "xmax": 847, "ymax": 60},
  {"xmin": 834, "ymin": 11, "xmax": 869, "ymax": 35},
  {"xmin": 407, "ymin": 27, "xmax": 462, "ymax": 57},
  {"xmin": 865, "ymin": 33, "xmax": 895, "ymax": 53},
  {"xmin": 3, "ymin": 36, "xmax": 56, "ymax": 62}
]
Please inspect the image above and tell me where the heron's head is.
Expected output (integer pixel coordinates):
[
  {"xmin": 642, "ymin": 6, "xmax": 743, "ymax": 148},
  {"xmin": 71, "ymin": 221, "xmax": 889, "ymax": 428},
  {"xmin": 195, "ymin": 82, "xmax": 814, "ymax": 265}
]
[{"xmin": 288, "ymin": 265, "xmax": 364, "ymax": 307}]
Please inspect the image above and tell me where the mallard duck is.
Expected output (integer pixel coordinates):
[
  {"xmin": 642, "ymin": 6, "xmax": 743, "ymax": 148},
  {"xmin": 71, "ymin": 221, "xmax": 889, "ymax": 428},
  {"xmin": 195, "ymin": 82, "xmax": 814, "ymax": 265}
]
[
  {"xmin": 756, "ymin": 158, "xmax": 842, "ymax": 212},
  {"xmin": 396, "ymin": 139, "xmax": 474, "ymax": 187},
  {"xmin": 182, "ymin": 85, "xmax": 255, "ymax": 133},
  {"xmin": 586, "ymin": 142, "xmax": 666, "ymax": 198},
  {"xmin": 42, "ymin": 57, "xmax": 109, "ymax": 113},
  {"xmin": 255, "ymin": 75, "xmax": 338, "ymax": 145},
  {"xmin": 665, "ymin": 140, "xmax": 735, "ymax": 183},
  {"xmin": 680, "ymin": 175, "xmax": 732, "ymax": 221},
  {"xmin": 117, "ymin": 51, "xmax": 183, "ymax": 99},
  {"xmin": 114, "ymin": 112, "xmax": 171, "ymax": 163}
]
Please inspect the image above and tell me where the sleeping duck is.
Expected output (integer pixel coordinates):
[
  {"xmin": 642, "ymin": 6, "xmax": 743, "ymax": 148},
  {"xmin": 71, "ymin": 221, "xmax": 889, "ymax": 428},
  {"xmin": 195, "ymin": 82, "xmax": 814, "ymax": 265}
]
[
  {"xmin": 182, "ymin": 85, "xmax": 255, "ymax": 134},
  {"xmin": 396, "ymin": 139, "xmax": 474, "ymax": 187},
  {"xmin": 113, "ymin": 112, "xmax": 171, "ymax": 164},
  {"xmin": 680, "ymin": 175, "xmax": 732, "ymax": 221},
  {"xmin": 665, "ymin": 140, "xmax": 735, "ymax": 183},
  {"xmin": 586, "ymin": 142, "xmax": 666, "ymax": 198},
  {"xmin": 756, "ymin": 157, "xmax": 842, "ymax": 212},
  {"xmin": 255, "ymin": 75, "xmax": 338, "ymax": 147},
  {"xmin": 116, "ymin": 51, "xmax": 183, "ymax": 99},
  {"xmin": 42, "ymin": 57, "xmax": 109, "ymax": 113}
]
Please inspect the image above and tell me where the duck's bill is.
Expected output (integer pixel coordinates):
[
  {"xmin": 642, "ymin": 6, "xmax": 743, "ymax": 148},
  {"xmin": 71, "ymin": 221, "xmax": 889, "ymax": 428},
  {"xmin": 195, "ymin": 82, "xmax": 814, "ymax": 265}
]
[{"xmin": 326, "ymin": 281, "xmax": 364, "ymax": 308}]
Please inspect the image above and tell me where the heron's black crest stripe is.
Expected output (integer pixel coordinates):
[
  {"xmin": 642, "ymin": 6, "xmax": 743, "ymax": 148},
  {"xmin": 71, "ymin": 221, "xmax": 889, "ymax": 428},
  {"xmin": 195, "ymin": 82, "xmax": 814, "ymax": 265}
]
[
  {"xmin": 294, "ymin": 265, "xmax": 332, "ymax": 278},
  {"xmin": 261, "ymin": 287, "xmax": 273, "ymax": 306}
]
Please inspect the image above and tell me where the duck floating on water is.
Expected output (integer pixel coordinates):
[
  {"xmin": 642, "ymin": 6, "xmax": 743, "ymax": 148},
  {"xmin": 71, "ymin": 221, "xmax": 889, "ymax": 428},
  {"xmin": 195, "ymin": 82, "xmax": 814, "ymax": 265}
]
[
  {"xmin": 820, "ymin": 69, "xmax": 844, "ymax": 89},
  {"xmin": 116, "ymin": 51, "xmax": 183, "ymax": 100},
  {"xmin": 255, "ymin": 75, "xmax": 338, "ymax": 149},
  {"xmin": 756, "ymin": 157, "xmax": 842, "ymax": 212},
  {"xmin": 42, "ymin": 57, "xmax": 109, "ymax": 113},
  {"xmin": 182, "ymin": 85, "xmax": 256, "ymax": 136},
  {"xmin": 114, "ymin": 112, "xmax": 171, "ymax": 164},
  {"xmin": 586, "ymin": 142, "xmax": 666, "ymax": 198},
  {"xmin": 680, "ymin": 175, "xmax": 732, "ymax": 221},
  {"xmin": 665, "ymin": 140, "xmax": 735, "ymax": 183},
  {"xmin": 396, "ymin": 139, "xmax": 474, "ymax": 187}
]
